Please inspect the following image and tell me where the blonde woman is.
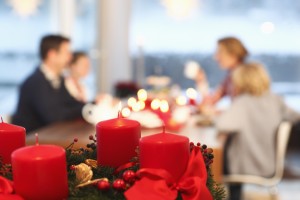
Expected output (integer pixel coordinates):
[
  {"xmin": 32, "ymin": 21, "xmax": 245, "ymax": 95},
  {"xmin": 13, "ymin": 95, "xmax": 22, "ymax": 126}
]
[
  {"xmin": 199, "ymin": 37, "xmax": 248, "ymax": 108},
  {"xmin": 216, "ymin": 63, "xmax": 300, "ymax": 200}
]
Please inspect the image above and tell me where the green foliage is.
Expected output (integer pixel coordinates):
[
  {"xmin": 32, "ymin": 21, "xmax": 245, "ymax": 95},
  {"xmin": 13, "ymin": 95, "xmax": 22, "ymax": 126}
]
[
  {"xmin": 0, "ymin": 157, "xmax": 12, "ymax": 180},
  {"xmin": 0, "ymin": 143, "xmax": 226, "ymax": 200},
  {"xmin": 66, "ymin": 144, "xmax": 226, "ymax": 200},
  {"xmin": 206, "ymin": 168, "xmax": 226, "ymax": 200}
]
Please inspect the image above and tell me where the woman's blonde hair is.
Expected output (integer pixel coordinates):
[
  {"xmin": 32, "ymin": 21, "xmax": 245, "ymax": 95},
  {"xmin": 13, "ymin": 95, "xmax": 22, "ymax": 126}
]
[
  {"xmin": 232, "ymin": 63, "xmax": 270, "ymax": 96},
  {"xmin": 218, "ymin": 37, "xmax": 249, "ymax": 62}
]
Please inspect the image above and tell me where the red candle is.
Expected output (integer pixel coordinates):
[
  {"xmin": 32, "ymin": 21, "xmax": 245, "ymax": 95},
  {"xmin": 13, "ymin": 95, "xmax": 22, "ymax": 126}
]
[
  {"xmin": 97, "ymin": 114, "xmax": 141, "ymax": 167},
  {"xmin": 11, "ymin": 143, "xmax": 68, "ymax": 200},
  {"xmin": 0, "ymin": 194, "xmax": 24, "ymax": 200},
  {"xmin": 0, "ymin": 119, "xmax": 25, "ymax": 164},
  {"xmin": 139, "ymin": 128, "xmax": 190, "ymax": 181}
]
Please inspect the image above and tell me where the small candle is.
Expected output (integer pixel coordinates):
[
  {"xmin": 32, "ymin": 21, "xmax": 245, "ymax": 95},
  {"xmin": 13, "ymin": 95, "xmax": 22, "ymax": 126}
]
[
  {"xmin": 97, "ymin": 113, "xmax": 141, "ymax": 167},
  {"xmin": 11, "ymin": 137, "xmax": 68, "ymax": 200},
  {"xmin": 139, "ymin": 127, "xmax": 190, "ymax": 181},
  {"xmin": 0, "ymin": 118, "xmax": 25, "ymax": 164}
]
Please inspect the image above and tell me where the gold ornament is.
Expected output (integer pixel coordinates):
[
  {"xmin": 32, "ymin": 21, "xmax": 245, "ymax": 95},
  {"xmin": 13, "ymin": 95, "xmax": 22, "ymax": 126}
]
[
  {"xmin": 77, "ymin": 178, "xmax": 109, "ymax": 188},
  {"xmin": 74, "ymin": 163, "xmax": 93, "ymax": 185},
  {"xmin": 73, "ymin": 162, "xmax": 106, "ymax": 188},
  {"xmin": 85, "ymin": 159, "xmax": 98, "ymax": 169}
]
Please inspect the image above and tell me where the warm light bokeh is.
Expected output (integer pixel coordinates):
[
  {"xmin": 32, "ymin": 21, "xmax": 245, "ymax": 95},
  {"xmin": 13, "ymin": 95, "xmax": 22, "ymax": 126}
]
[
  {"xmin": 160, "ymin": 100, "xmax": 169, "ymax": 113},
  {"xmin": 151, "ymin": 99, "xmax": 161, "ymax": 110},
  {"xmin": 186, "ymin": 88, "xmax": 197, "ymax": 99},
  {"xmin": 121, "ymin": 107, "xmax": 131, "ymax": 117},
  {"xmin": 137, "ymin": 101, "xmax": 146, "ymax": 110},
  {"xmin": 137, "ymin": 89, "xmax": 147, "ymax": 101},
  {"xmin": 127, "ymin": 97, "xmax": 137, "ymax": 108},
  {"xmin": 176, "ymin": 95, "xmax": 187, "ymax": 106}
]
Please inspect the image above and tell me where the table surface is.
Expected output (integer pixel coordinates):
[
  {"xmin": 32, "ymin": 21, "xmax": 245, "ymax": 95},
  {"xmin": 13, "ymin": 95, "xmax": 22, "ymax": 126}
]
[
  {"xmin": 27, "ymin": 115, "xmax": 221, "ymax": 148},
  {"xmin": 27, "ymin": 115, "xmax": 223, "ymax": 182}
]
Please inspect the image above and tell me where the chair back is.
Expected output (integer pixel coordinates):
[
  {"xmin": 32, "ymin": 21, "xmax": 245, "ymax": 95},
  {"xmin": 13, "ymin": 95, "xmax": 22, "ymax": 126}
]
[{"xmin": 273, "ymin": 121, "xmax": 292, "ymax": 182}]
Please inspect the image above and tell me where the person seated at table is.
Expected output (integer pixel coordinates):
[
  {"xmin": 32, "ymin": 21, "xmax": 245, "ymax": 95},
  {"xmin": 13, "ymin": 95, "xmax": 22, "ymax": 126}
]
[
  {"xmin": 64, "ymin": 51, "xmax": 117, "ymax": 105},
  {"xmin": 216, "ymin": 63, "xmax": 300, "ymax": 200},
  {"xmin": 198, "ymin": 37, "xmax": 248, "ymax": 112},
  {"xmin": 65, "ymin": 51, "xmax": 90, "ymax": 103},
  {"xmin": 12, "ymin": 35, "xmax": 85, "ymax": 132}
]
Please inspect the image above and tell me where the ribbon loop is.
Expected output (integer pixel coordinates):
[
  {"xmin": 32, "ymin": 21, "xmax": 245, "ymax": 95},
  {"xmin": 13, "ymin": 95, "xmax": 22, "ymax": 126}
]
[
  {"xmin": 0, "ymin": 176, "xmax": 13, "ymax": 195},
  {"xmin": 125, "ymin": 149, "xmax": 213, "ymax": 200}
]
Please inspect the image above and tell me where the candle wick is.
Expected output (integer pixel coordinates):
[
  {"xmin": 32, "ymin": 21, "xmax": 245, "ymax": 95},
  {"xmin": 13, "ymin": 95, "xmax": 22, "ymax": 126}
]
[
  {"xmin": 163, "ymin": 124, "xmax": 166, "ymax": 133},
  {"xmin": 0, "ymin": 116, "xmax": 3, "ymax": 123},
  {"xmin": 118, "ymin": 102, "xmax": 122, "ymax": 118},
  {"xmin": 35, "ymin": 133, "xmax": 39, "ymax": 146}
]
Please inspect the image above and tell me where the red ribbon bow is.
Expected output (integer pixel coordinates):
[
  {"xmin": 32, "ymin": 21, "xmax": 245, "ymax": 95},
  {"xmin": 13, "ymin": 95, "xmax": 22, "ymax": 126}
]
[
  {"xmin": 125, "ymin": 148, "xmax": 213, "ymax": 200},
  {"xmin": 0, "ymin": 176, "xmax": 23, "ymax": 200}
]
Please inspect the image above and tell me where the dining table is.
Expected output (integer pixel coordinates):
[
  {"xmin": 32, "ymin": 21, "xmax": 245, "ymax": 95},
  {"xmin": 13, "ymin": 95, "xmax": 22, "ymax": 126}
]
[{"xmin": 27, "ymin": 115, "xmax": 224, "ymax": 183}]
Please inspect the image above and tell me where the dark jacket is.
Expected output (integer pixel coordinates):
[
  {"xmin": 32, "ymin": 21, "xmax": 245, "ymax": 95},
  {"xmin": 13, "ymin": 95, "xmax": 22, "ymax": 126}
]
[{"xmin": 12, "ymin": 68, "xmax": 84, "ymax": 132}]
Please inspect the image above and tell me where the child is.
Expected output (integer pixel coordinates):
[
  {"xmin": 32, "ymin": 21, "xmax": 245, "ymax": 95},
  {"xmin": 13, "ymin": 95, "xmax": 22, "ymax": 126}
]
[
  {"xmin": 216, "ymin": 62, "xmax": 300, "ymax": 200},
  {"xmin": 65, "ymin": 52, "xmax": 90, "ymax": 102}
]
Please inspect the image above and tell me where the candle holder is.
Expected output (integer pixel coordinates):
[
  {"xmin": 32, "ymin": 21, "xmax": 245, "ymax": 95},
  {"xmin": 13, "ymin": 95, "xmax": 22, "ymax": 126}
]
[{"xmin": 1, "ymin": 132, "xmax": 225, "ymax": 200}]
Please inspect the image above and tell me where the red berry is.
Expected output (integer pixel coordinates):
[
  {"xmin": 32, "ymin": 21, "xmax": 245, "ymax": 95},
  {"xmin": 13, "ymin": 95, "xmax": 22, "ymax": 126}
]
[
  {"xmin": 122, "ymin": 170, "xmax": 136, "ymax": 184},
  {"xmin": 197, "ymin": 142, "xmax": 201, "ymax": 146},
  {"xmin": 74, "ymin": 138, "xmax": 78, "ymax": 143},
  {"xmin": 97, "ymin": 179, "xmax": 110, "ymax": 191},
  {"xmin": 207, "ymin": 148, "xmax": 213, "ymax": 154},
  {"xmin": 70, "ymin": 165, "xmax": 76, "ymax": 170},
  {"xmin": 112, "ymin": 179, "xmax": 126, "ymax": 191},
  {"xmin": 89, "ymin": 135, "xmax": 94, "ymax": 140}
]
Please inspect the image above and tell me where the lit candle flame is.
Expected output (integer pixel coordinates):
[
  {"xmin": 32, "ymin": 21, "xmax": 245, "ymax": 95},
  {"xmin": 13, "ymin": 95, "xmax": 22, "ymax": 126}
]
[
  {"xmin": 118, "ymin": 102, "xmax": 122, "ymax": 118},
  {"xmin": 35, "ymin": 133, "xmax": 39, "ymax": 146}
]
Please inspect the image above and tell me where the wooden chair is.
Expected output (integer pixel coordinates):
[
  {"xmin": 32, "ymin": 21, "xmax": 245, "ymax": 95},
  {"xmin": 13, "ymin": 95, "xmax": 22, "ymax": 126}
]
[{"xmin": 222, "ymin": 121, "xmax": 292, "ymax": 199}]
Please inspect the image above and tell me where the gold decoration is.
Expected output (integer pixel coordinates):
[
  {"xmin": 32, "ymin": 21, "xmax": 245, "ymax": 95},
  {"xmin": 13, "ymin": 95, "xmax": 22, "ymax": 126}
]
[
  {"xmin": 85, "ymin": 159, "xmax": 98, "ymax": 169},
  {"xmin": 76, "ymin": 178, "xmax": 108, "ymax": 188},
  {"xmin": 74, "ymin": 163, "xmax": 93, "ymax": 185},
  {"xmin": 73, "ymin": 162, "xmax": 106, "ymax": 188}
]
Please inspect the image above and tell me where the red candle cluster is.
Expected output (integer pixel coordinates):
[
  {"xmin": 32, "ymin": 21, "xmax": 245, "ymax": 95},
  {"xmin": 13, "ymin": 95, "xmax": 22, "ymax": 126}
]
[
  {"xmin": 0, "ymin": 120, "xmax": 25, "ymax": 164},
  {"xmin": 97, "ymin": 114, "xmax": 141, "ymax": 167},
  {"xmin": 11, "ymin": 144, "xmax": 69, "ymax": 200},
  {"xmin": 139, "ymin": 128, "xmax": 190, "ymax": 181}
]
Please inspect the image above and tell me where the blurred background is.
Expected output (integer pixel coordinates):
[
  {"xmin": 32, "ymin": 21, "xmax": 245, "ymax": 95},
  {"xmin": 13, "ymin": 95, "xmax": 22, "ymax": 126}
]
[
  {"xmin": 1, "ymin": 1, "xmax": 300, "ymax": 199},
  {"xmin": 1, "ymin": 0, "xmax": 300, "ymax": 116}
]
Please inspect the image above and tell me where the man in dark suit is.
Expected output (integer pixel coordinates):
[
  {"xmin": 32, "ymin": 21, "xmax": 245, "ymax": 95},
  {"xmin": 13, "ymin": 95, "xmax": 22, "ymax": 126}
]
[{"xmin": 12, "ymin": 35, "xmax": 85, "ymax": 132}]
